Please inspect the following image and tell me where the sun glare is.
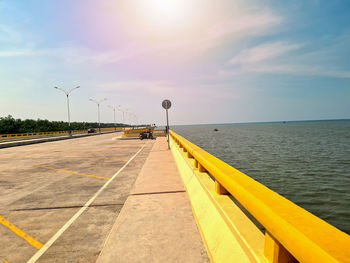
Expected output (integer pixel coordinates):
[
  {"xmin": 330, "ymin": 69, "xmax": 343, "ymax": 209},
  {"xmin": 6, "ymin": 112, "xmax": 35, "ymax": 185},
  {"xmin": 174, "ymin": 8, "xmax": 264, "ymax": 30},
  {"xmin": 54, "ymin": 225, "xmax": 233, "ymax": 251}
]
[
  {"xmin": 140, "ymin": 0, "xmax": 192, "ymax": 27},
  {"xmin": 116, "ymin": 0, "xmax": 200, "ymax": 41},
  {"xmin": 148, "ymin": 0, "xmax": 185, "ymax": 16}
]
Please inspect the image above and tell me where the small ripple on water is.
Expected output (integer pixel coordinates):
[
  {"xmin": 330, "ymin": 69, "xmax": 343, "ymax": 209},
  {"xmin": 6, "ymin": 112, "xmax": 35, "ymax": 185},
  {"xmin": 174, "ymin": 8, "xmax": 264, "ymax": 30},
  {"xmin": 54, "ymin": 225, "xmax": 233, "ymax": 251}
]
[{"xmin": 174, "ymin": 120, "xmax": 350, "ymax": 234}]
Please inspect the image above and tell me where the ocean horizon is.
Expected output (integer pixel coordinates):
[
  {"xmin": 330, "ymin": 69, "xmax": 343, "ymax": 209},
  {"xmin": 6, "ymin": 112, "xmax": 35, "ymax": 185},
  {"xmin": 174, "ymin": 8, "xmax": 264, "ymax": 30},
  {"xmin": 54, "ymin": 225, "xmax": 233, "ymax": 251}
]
[{"xmin": 171, "ymin": 118, "xmax": 350, "ymax": 127}]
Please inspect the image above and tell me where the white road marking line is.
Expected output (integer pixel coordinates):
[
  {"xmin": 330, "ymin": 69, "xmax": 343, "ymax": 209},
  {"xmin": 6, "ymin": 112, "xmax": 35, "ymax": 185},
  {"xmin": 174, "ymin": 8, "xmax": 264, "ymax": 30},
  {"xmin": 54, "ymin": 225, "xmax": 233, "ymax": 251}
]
[{"xmin": 27, "ymin": 143, "xmax": 147, "ymax": 263}]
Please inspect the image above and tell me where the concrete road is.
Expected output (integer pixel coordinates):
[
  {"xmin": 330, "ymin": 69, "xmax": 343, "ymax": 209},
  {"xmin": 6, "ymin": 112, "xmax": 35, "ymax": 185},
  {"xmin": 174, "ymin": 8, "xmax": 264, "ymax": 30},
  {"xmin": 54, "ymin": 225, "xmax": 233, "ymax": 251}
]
[{"xmin": 0, "ymin": 132, "xmax": 154, "ymax": 263}]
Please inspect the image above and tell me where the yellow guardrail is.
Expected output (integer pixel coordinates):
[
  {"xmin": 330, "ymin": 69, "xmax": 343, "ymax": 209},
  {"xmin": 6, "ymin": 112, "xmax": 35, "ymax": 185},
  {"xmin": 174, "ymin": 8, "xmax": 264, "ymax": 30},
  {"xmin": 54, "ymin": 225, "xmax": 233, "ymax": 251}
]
[
  {"xmin": 169, "ymin": 130, "xmax": 350, "ymax": 263},
  {"xmin": 123, "ymin": 127, "xmax": 153, "ymax": 134},
  {"xmin": 122, "ymin": 128, "xmax": 166, "ymax": 138},
  {"xmin": 0, "ymin": 127, "xmax": 122, "ymax": 139},
  {"xmin": 99, "ymin": 127, "xmax": 124, "ymax": 132},
  {"xmin": 0, "ymin": 130, "xmax": 85, "ymax": 139}
]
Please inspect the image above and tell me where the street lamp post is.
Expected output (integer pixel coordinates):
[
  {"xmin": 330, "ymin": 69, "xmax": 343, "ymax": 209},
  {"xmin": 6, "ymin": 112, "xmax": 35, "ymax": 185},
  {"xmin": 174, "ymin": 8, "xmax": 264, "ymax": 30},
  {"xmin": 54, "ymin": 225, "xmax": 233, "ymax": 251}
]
[
  {"xmin": 119, "ymin": 107, "xmax": 125, "ymax": 130},
  {"xmin": 108, "ymin": 105, "xmax": 118, "ymax": 131},
  {"xmin": 89, "ymin": 98, "xmax": 107, "ymax": 133},
  {"xmin": 133, "ymin": 114, "xmax": 137, "ymax": 128},
  {"xmin": 125, "ymin": 109, "xmax": 129, "ymax": 128},
  {"xmin": 53, "ymin": 86, "xmax": 80, "ymax": 136},
  {"xmin": 126, "ymin": 110, "xmax": 133, "ymax": 129}
]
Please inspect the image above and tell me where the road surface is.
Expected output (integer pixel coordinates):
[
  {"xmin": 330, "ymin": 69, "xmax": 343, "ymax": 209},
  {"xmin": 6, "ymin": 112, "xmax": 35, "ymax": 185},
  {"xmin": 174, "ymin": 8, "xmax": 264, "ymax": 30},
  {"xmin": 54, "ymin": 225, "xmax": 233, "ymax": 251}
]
[{"xmin": 0, "ymin": 132, "xmax": 154, "ymax": 262}]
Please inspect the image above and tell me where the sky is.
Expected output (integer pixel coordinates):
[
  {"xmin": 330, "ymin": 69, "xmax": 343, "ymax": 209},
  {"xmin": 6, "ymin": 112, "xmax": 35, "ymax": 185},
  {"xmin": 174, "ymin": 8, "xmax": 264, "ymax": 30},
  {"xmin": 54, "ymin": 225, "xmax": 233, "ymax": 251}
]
[{"xmin": 0, "ymin": 0, "xmax": 349, "ymax": 125}]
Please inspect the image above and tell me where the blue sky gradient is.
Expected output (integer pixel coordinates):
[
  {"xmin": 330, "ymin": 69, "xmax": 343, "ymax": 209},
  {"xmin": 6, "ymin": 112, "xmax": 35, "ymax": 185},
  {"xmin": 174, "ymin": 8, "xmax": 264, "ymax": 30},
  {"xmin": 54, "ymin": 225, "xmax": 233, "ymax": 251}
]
[{"xmin": 0, "ymin": 0, "xmax": 349, "ymax": 125}]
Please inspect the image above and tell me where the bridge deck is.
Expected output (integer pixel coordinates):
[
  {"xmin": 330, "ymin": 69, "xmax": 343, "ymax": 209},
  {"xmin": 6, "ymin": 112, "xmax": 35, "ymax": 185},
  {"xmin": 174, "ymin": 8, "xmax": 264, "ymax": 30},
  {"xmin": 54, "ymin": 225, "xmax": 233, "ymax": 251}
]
[
  {"xmin": 0, "ymin": 133, "xmax": 209, "ymax": 263},
  {"xmin": 0, "ymin": 133, "xmax": 153, "ymax": 262}
]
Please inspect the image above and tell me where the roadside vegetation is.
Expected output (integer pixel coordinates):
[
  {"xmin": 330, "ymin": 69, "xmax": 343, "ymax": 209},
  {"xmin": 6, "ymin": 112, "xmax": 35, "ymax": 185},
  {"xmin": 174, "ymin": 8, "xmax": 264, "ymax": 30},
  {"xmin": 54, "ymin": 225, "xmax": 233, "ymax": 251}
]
[{"xmin": 0, "ymin": 115, "xmax": 127, "ymax": 134}]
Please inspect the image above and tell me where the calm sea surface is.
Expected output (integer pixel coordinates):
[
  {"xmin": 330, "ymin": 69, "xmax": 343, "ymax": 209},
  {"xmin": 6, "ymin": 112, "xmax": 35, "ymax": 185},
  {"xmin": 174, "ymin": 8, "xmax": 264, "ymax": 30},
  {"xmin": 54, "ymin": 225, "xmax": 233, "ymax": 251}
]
[{"xmin": 172, "ymin": 120, "xmax": 350, "ymax": 234}]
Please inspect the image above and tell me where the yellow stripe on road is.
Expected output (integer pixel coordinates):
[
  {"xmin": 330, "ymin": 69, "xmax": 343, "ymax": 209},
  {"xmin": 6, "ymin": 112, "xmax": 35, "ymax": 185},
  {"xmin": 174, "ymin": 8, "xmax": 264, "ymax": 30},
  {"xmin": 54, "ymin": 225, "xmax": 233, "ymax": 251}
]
[
  {"xmin": 0, "ymin": 216, "xmax": 43, "ymax": 250},
  {"xmin": 33, "ymin": 165, "xmax": 110, "ymax": 181},
  {"xmin": 1, "ymin": 258, "xmax": 9, "ymax": 263}
]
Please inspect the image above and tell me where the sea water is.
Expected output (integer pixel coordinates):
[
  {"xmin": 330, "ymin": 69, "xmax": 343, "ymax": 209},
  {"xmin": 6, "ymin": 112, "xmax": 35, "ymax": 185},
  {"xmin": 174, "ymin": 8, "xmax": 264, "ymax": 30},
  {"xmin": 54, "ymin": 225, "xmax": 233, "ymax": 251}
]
[{"xmin": 172, "ymin": 120, "xmax": 350, "ymax": 234}]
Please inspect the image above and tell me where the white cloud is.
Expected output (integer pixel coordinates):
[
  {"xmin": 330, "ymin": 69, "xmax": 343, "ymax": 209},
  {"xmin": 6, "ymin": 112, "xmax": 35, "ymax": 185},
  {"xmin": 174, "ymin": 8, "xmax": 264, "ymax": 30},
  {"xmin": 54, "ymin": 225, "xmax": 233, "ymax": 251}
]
[
  {"xmin": 229, "ymin": 41, "xmax": 303, "ymax": 65},
  {"xmin": 243, "ymin": 64, "xmax": 350, "ymax": 78},
  {"xmin": 0, "ymin": 45, "xmax": 129, "ymax": 66},
  {"xmin": 0, "ymin": 49, "xmax": 37, "ymax": 57},
  {"xmin": 52, "ymin": 10, "xmax": 283, "ymax": 65},
  {"xmin": 51, "ymin": 46, "xmax": 126, "ymax": 65},
  {"xmin": 220, "ymin": 64, "xmax": 350, "ymax": 79},
  {"xmin": 146, "ymin": 10, "xmax": 283, "ymax": 56},
  {"xmin": 221, "ymin": 40, "xmax": 350, "ymax": 79},
  {"xmin": 204, "ymin": 12, "xmax": 282, "ymax": 43},
  {"xmin": 0, "ymin": 24, "xmax": 22, "ymax": 44},
  {"xmin": 97, "ymin": 80, "xmax": 241, "ymax": 103},
  {"xmin": 0, "ymin": 9, "xmax": 283, "ymax": 65},
  {"xmin": 97, "ymin": 80, "xmax": 176, "ymax": 96}
]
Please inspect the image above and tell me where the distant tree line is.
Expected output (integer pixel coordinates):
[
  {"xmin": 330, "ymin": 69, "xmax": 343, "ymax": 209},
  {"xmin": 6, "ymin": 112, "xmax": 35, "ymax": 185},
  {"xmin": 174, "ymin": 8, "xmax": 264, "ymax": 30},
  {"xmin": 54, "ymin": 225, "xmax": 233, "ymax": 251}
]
[{"xmin": 0, "ymin": 115, "xmax": 130, "ymax": 134}]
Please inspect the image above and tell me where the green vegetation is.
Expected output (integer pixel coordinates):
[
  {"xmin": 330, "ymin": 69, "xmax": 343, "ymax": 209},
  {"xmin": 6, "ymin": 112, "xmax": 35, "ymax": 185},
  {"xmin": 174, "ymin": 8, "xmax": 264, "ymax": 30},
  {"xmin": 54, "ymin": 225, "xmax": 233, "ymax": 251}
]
[{"xmin": 0, "ymin": 115, "xmax": 128, "ymax": 134}]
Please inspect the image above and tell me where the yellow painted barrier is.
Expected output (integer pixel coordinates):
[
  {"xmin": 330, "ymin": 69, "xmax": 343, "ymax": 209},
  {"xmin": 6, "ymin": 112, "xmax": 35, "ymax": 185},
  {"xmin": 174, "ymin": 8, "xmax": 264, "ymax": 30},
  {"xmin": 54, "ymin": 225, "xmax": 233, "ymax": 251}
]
[
  {"xmin": 123, "ymin": 127, "xmax": 154, "ymax": 134},
  {"xmin": 122, "ymin": 127, "xmax": 166, "ymax": 138},
  {"xmin": 0, "ymin": 130, "xmax": 83, "ymax": 139},
  {"xmin": 0, "ymin": 127, "xmax": 122, "ymax": 139},
  {"xmin": 169, "ymin": 130, "xmax": 350, "ymax": 263},
  {"xmin": 100, "ymin": 127, "xmax": 124, "ymax": 131}
]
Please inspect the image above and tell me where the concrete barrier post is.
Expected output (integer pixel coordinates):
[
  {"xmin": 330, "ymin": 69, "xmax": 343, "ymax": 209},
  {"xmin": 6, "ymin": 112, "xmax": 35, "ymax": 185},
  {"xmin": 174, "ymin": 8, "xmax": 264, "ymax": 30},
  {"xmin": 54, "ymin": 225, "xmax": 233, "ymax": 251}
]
[
  {"xmin": 198, "ymin": 163, "xmax": 206, "ymax": 173},
  {"xmin": 194, "ymin": 159, "xmax": 199, "ymax": 168},
  {"xmin": 264, "ymin": 232, "xmax": 296, "ymax": 263},
  {"xmin": 215, "ymin": 180, "xmax": 229, "ymax": 195}
]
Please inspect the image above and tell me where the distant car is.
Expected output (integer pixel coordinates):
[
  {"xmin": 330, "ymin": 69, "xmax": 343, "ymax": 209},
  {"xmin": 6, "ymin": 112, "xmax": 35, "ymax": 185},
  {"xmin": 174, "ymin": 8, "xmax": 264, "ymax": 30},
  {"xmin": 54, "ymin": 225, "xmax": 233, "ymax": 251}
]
[{"xmin": 87, "ymin": 128, "xmax": 96, "ymax": 133}]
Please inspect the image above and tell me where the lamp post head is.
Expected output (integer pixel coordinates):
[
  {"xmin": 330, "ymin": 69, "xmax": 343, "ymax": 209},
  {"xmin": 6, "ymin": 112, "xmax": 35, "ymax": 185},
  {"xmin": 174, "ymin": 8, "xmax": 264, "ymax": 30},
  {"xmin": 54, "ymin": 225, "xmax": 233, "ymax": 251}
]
[{"xmin": 54, "ymin": 86, "xmax": 69, "ymax": 95}]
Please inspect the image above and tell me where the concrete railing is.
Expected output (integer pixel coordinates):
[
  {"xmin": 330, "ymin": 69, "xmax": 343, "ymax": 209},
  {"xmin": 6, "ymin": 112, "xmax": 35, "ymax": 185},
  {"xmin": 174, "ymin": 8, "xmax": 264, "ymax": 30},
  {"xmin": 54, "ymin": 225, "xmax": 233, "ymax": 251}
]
[
  {"xmin": 123, "ymin": 127, "xmax": 152, "ymax": 134},
  {"xmin": 169, "ymin": 130, "xmax": 350, "ymax": 263},
  {"xmin": 0, "ymin": 130, "xmax": 85, "ymax": 139},
  {"xmin": 122, "ymin": 128, "xmax": 166, "ymax": 138},
  {"xmin": 0, "ymin": 127, "xmax": 122, "ymax": 139}
]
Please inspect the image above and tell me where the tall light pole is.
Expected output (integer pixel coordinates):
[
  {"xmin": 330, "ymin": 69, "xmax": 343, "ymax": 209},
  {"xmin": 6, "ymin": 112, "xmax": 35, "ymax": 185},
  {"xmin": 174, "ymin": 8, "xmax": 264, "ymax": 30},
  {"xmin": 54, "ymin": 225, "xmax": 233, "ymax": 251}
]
[
  {"xmin": 118, "ymin": 107, "xmax": 125, "ymax": 130},
  {"xmin": 108, "ymin": 105, "xmax": 118, "ymax": 131},
  {"xmin": 133, "ymin": 114, "xmax": 138, "ymax": 128},
  {"xmin": 89, "ymin": 98, "xmax": 107, "ymax": 133},
  {"xmin": 125, "ymin": 108, "xmax": 129, "ymax": 128},
  {"xmin": 54, "ymin": 86, "xmax": 80, "ymax": 136},
  {"xmin": 130, "ymin": 112, "xmax": 134, "ymax": 128},
  {"xmin": 126, "ymin": 109, "xmax": 133, "ymax": 129}
]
